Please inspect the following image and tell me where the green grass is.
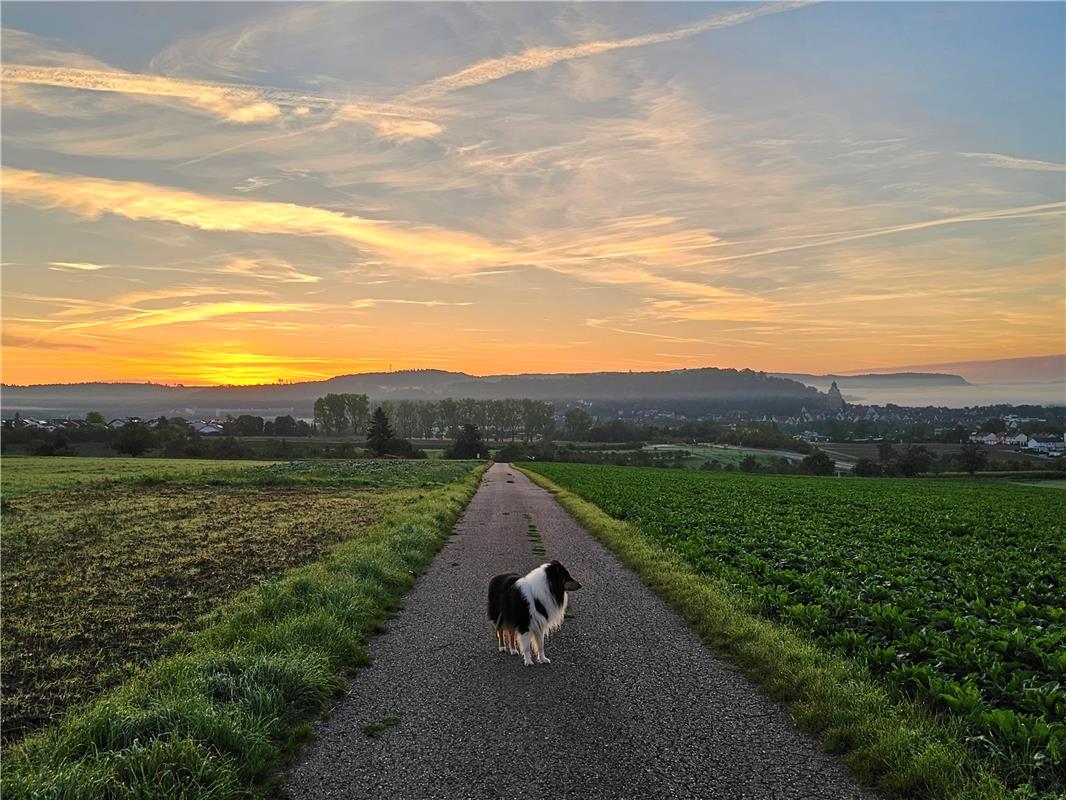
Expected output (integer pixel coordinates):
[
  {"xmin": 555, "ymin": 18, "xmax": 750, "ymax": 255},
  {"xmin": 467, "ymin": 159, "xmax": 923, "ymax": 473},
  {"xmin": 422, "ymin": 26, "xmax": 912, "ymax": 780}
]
[
  {"xmin": 1, "ymin": 459, "xmax": 486, "ymax": 798},
  {"xmin": 0, "ymin": 456, "xmax": 278, "ymax": 498},
  {"xmin": 517, "ymin": 463, "xmax": 1063, "ymax": 800},
  {"xmin": 363, "ymin": 715, "xmax": 401, "ymax": 737}
]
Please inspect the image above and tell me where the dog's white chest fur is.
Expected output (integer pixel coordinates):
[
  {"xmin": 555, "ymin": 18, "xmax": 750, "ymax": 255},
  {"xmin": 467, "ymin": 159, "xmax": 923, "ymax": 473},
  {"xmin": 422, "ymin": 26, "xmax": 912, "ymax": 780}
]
[{"xmin": 517, "ymin": 566, "xmax": 568, "ymax": 636}]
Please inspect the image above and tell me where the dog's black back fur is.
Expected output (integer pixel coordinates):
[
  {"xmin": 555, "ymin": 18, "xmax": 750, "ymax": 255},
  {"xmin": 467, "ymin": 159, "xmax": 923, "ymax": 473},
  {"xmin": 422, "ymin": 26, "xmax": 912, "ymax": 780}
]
[
  {"xmin": 487, "ymin": 573, "xmax": 519, "ymax": 624},
  {"xmin": 499, "ymin": 577, "xmax": 533, "ymax": 633}
]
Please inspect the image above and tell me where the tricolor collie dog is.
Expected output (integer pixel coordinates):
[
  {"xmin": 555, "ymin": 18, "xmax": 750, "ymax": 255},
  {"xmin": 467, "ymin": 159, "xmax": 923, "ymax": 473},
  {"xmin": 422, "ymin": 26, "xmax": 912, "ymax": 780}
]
[{"xmin": 487, "ymin": 561, "xmax": 581, "ymax": 666}]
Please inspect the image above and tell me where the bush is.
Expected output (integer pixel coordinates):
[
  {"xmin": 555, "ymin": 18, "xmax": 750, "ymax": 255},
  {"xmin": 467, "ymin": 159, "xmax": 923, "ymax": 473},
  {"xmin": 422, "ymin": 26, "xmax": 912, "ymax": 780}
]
[{"xmin": 445, "ymin": 424, "xmax": 489, "ymax": 459}]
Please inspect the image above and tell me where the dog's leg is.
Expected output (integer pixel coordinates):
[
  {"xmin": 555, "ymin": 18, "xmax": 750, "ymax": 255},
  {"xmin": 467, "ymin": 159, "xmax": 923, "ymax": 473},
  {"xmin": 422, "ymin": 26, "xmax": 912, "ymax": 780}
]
[
  {"xmin": 534, "ymin": 631, "xmax": 550, "ymax": 664},
  {"xmin": 496, "ymin": 626, "xmax": 506, "ymax": 653},
  {"xmin": 507, "ymin": 629, "xmax": 519, "ymax": 655},
  {"xmin": 518, "ymin": 632, "xmax": 534, "ymax": 666}
]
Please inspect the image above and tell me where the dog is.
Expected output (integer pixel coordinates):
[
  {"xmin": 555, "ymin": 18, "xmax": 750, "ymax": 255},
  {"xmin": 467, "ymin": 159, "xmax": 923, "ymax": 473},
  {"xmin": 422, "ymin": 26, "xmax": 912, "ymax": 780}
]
[{"xmin": 487, "ymin": 561, "xmax": 581, "ymax": 666}]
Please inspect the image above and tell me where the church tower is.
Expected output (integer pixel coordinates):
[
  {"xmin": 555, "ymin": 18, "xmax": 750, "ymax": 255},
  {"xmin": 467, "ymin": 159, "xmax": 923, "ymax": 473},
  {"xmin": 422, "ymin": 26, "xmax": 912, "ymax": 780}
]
[{"xmin": 826, "ymin": 381, "xmax": 846, "ymax": 412}]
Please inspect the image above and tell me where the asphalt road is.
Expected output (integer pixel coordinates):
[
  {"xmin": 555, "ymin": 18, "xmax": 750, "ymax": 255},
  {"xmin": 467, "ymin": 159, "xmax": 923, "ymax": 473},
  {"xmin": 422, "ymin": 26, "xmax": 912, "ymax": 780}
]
[{"xmin": 285, "ymin": 462, "xmax": 879, "ymax": 800}]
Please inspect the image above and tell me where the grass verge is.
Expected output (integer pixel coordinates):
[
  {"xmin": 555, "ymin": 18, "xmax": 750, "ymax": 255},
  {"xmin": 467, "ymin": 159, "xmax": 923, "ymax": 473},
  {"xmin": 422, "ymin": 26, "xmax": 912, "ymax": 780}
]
[
  {"xmin": 2, "ymin": 464, "xmax": 488, "ymax": 799},
  {"xmin": 515, "ymin": 465, "xmax": 1015, "ymax": 800}
]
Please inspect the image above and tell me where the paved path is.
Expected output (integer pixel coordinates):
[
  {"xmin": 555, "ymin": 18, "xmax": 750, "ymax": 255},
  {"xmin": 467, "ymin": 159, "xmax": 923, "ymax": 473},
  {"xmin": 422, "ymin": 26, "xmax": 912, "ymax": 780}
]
[{"xmin": 286, "ymin": 463, "xmax": 878, "ymax": 800}]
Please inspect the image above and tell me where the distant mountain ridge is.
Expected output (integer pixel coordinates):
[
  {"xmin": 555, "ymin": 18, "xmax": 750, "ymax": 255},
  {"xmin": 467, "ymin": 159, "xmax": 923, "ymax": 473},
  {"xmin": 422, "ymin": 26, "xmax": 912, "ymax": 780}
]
[
  {"xmin": 2, "ymin": 367, "xmax": 822, "ymax": 418},
  {"xmin": 775, "ymin": 372, "xmax": 971, "ymax": 389}
]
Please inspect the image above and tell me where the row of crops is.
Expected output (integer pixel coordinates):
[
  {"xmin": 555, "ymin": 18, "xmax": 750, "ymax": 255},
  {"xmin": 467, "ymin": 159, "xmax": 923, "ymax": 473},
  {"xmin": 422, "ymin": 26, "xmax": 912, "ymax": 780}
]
[{"xmin": 523, "ymin": 463, "xmax": 1065, "ymax": 795}]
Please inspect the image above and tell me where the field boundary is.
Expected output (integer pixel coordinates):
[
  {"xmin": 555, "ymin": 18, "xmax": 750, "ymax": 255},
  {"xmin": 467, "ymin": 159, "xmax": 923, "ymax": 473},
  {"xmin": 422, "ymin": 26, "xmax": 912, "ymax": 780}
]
[
  {"xmin": 2, "ymin": 463, "xmax": 489, "ymax": 798},
  {"xmin": 514, "ymin": 465, "xmax": 1011, "ymax": 800}
]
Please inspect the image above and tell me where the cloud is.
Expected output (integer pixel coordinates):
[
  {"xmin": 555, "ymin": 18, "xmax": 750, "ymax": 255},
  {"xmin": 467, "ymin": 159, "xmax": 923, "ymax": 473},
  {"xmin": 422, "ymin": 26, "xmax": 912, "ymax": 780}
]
[
  {"xmin": 958, "ymin": 152, "xmax": 1066, "ymax": 173},
  {"xmin": 1, "ymin": 61, "xmax": 444, "ymax": 138},
  {"xmin": 699, "ymin": 202, "xmax": 1066, "ymax": 264},
  {"xmin": 585, "ymin": 318, "xmax": 704, "ymax": 343},
  {"xmin": 349, "ymin": 299, "xmax": 474, "ymax": 308},
  {"xmin": 401, "ymin": 2, "xmax": 815, "ymax": 101},
  {"xmin": 1, "ymin": 65, "xmax": 281, "ymax": 123},
  {"xmin": 2, "ymin": 333, "xmax": 98, "ymax": 351},
  {"xmin": 49, "ymin": 260, "xmax": 111, "ymax": 271},
  {"xmin": 223, "ymin": 256, "xmax": 320, "ymax": 283},
  {"xmin": 3, "ymin": 167, "xmax": 518, "ymax": 271}
]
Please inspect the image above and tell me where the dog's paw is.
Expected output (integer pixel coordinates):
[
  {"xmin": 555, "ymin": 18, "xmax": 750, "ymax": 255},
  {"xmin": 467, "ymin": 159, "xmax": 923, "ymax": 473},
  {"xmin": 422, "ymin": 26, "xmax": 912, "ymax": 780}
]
[
  {"xmin": 523, "ymin": 657, "xmax": 533, "ymax": 667},
  {"xmin": 537, "ymin": 656, "xmax": 551, "ymax": 664}
]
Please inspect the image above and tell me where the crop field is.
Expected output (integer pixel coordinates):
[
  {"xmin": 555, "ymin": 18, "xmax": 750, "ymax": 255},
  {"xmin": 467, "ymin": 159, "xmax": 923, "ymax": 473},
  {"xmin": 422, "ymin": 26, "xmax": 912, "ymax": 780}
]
[
  {"xmin": 523, "ymin": 462, "xmax": 1065, "ymax": 795},
  {"xmin": 0, "ymin": 457, "xmax": 479, "ymax": 745}
]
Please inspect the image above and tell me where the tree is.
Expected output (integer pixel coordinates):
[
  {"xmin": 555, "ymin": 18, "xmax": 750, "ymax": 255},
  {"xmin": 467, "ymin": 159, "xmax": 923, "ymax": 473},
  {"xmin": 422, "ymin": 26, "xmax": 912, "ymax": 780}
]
[
  {"xmin": 366, "ymin": 407, "xmax": 395, "ymax": 457},
  {"xmin": 274, "ymin": 415, "xmax": 297, "ymax": 436},
  {"xmin": 112, "ymin": 423, "xmax": 153, "ymax": 456},
  {"xmin": 85, "ymin": 411, "xmax": 106, "ymax": 426},
  {"xmin": 393, "ymin": 400, "xmax": 419, "ymax": 439},
  {"xmin": 234, "ymin": 415, "xmax": 264, "ymax": 436},
  {"xmin": 445, "ymin": 424, "xmax": 489, "ymax": 459},
  {"xmin": 801, "ymin": 449, "xmax": 835, "ymax": 476},
  {"xmin": 979, "ymin": 418, "xmax": 1007, "ymax": 434},
  {"xmin": 852, "ymin": 458, "xmax": 882, "ymax": 477},
  {"xmin": 437, "ymin": 398, "xmax": 460, "ymax": 439},
  {"xmin": 957, "ymin": 442, "xmax": 988, "ymax": 475},
  {"xmin": 896, "ymin": 445, "xmax": 934, "ymax": 477},
  {"xmin": 739, "ymin": 454, "xmax": 760, "ymax": 473},
  {"xmin": 877, "ymin": 442, "xmax": 897, "ymax": 464},
  {"xmin": 563, "ymin": 408, "xmax": 594, "ymax": 440},
  {"xmin": 343, "ymin": 394, "xmax": 370, "ymax": 436}
]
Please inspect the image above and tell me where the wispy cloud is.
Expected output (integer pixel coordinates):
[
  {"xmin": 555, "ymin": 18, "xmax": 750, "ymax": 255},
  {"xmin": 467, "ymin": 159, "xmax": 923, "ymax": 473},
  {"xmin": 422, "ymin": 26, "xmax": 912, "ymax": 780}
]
[
  {"xmin": 3, "ymin": 167, "xmax": 518, "ymax": 271},
  {"xmin": 958, "ymin": 152, "xmax": 1066, "ymax": 173},
  {"xmin": 49, "ymin": 260, "xmax": 111, "ymax": 271},
  {"xmin": 349, "ymin": 299, "xmax": 474, "ymax": 308},
  {"xmin": 223, "ymin": 256, "xmax": 320, "ymax": 283},
  {"xmin": 401, "ymin": 2, "xmax": 815, "ymax": 101},
  {"xmin": 1, "ymin": 65, "xmax": 281, "ymax": 123},
  {"xmin": 1, "ymin": 62, "xmax": 445, "ymax": 137},
  {"xmin": 585, "ymin": 318, "xmax": 704, "ymax": 343}
]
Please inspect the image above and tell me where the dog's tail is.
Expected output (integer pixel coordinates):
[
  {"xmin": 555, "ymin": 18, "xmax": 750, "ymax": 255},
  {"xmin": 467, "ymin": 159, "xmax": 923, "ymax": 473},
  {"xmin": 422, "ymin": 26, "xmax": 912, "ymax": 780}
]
[{"xmin": 487, "ymin": 573, "xmax": 519, "ymax": 623}]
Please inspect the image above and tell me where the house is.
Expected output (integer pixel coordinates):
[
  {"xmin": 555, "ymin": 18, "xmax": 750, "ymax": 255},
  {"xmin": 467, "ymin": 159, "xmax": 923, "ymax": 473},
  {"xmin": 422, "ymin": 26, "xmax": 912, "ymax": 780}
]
[
  {"xmin": 195, "ymin": 423, "xmax": 224, "ymax": 436},
  {"xmin": 969, "ymin": 432, "xmax": 999, "ymax": 446},
  {"xmin": 1002, "ymin": 433, "xmax": 1029, "ymax": 447},
  {"xmin": 1027, "ymin": 435, "xmax": 1066, "ymax": 454},
  {"xmin": 108, "ymin": 417, "xmax": 142, "ymax": 428}
]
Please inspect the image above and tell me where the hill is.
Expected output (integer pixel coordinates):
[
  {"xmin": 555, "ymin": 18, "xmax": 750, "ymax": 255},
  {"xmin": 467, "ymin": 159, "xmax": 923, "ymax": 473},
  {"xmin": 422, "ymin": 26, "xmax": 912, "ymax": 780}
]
[
  {"xmin": 776, "ymin": 372, "xmax": 971, "ymax": 390},
  {"xmin": 1, "ymin": 368, "xmax": 822, "ymax": 419}
]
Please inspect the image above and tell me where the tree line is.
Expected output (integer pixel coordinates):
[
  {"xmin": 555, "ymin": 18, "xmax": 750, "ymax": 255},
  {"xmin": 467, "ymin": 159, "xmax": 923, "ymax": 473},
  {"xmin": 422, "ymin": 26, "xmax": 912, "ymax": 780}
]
[{"xmin": 312, "ymin": 395, "xmax": 555, "ymax": 441}]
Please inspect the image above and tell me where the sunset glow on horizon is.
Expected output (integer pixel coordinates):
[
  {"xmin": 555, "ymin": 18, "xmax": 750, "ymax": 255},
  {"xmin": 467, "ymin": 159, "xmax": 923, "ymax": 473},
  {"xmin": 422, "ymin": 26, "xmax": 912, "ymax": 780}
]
[{"xmin": 2, "ymin": 2, "xmax": 1064, "ymax": 387}]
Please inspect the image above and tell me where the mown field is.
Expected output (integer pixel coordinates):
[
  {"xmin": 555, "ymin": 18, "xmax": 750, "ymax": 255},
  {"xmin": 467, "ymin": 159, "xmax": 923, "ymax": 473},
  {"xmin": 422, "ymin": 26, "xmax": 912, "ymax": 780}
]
[
  {"xmin": 645, "ymin": 443, "xmax": 797, "ymax": 468},
  {"xmin": 822, "ymin": 441, "xmax": 1048, "ymax": 466},
  {"xmin": 0, "ymin": 456, "xmax": 278, "ymax": 498},
  {"xmin": 523, "ymin": 463, "xmax": 1065, "ymax": 796},
  {"xmin": 0, "ymin": 457, "xmax": 478, "ymax": 746}
]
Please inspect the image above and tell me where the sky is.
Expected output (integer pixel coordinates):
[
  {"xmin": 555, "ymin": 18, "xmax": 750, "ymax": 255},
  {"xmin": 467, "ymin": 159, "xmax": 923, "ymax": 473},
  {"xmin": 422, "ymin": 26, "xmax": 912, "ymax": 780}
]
[{"xmin": 2, "ymin": 1, "xmax": 1064, "ymax": 386}]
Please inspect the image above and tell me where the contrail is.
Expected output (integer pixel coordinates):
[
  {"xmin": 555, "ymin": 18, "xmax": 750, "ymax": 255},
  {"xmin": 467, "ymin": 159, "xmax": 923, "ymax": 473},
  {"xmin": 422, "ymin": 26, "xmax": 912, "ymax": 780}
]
[{"xmin": 400, "ymin": 1, "xmax": 817, "ymax": 102}]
